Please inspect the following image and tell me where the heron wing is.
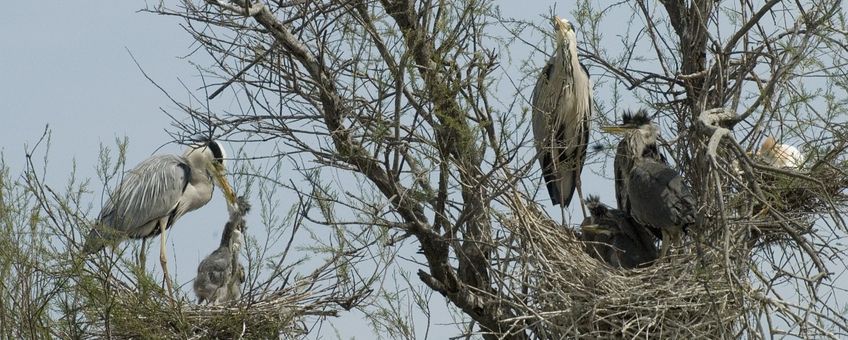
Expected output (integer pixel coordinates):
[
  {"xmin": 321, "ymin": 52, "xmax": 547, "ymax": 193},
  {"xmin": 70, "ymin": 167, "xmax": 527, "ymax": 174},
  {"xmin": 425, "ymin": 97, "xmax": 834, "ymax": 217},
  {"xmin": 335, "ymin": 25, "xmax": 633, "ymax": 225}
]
[
  {"xmin": 530, "ymin": 59, "xmax": 592, "ymax": 207},
  {"xmin": 196, "ymin": 248, "xmax": 231, "ymax": 288},
  {"xmin": 666, "ymin": 172, "xmax": 697, "ymax": 230},
  {"xmin": 628, "ymin": 161, "xmax": 695, "ymax": 233},
  {"xmin": 98, "ymin": 154, "xmax": 190, "ymax": 235},
  {"xmin": 614, "ymin": 140, "xmax": 632, "ymax": 212}
]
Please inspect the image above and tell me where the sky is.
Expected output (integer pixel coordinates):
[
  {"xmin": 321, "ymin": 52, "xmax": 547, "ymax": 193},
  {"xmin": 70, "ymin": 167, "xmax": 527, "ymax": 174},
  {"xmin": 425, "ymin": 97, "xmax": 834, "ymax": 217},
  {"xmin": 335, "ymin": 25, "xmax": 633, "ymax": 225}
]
[{"xmin": 1, "ymin": 1, "xmax": 842, "ymax": 339}]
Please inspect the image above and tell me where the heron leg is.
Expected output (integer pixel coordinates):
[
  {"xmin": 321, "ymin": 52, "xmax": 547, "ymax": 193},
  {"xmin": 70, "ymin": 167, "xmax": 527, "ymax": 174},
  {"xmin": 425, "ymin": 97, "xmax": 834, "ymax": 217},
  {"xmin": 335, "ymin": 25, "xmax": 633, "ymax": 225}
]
[
  {"xmin": 159, "ymin": 222, "xmax": 175, "ymax": 298},
  {"xmin": 137, "ymin": 238, "xmax": 147, "ymax": 268},
  {"xmin": 575, "ymin": 176, "xmax": 587, "ymax": 219},
  {"xmin": 660, "ymin": 230, "xmax": 671, "ymax": 258}
]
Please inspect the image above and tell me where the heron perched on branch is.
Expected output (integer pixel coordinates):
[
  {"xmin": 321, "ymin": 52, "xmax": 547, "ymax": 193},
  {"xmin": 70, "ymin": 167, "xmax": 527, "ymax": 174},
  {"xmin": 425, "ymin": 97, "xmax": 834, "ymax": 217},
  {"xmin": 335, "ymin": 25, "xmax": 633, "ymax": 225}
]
[
  {"xmin": 580, "ymin": 196, "xmax": 658, "ymax": 269},
  {"xmin": 602, "ymin": 113, "xmax": 696, "ymax": 258},
  {"xmin": 531, "ymin": 16, "xmax": 592, "ymax": 211},
  {"xmin": 194, "ymin": 196, "xmax": 250, "ymax": 305},
  {"xmin": 83, "ymin": 140, "xmax": 237, "ymax": 294}
]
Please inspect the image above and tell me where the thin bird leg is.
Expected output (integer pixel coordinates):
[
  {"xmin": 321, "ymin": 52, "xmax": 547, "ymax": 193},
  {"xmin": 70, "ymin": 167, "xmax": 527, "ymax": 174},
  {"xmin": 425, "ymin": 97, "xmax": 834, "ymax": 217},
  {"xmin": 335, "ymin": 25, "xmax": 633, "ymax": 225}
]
[
  {"xmin": 575, "ymin": 176, "xmax": 588, "ymax": 219},
  {"xmin": 660, "ymin": 230, "xmax": 671, "ymax": 258},
  {"xmin": 137, "ymin": 238, "xmax": 147, "ymax": 268},
  {"xmin": 159, "ymin": 222, "xmax": 175, "ymax": 298}
]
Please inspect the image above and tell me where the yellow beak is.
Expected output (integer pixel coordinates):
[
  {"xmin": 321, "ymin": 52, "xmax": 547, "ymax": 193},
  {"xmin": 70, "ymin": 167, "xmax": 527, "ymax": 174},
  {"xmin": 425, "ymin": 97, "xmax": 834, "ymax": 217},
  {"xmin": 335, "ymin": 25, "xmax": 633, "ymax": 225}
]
[
  {"xmin": 212, "ymin": 165, "xmax": 237, "ymax": 205},
  {"xmin": 553, "ymin": 16, "xmax": 566, "ymax": 31},
  {"xmin": 581, "ymin": 224, "xmax": 613, "ymax": 235},
  {"xmin": 600, "ymin": 126, "xmax": 633, "ymax": 134}
]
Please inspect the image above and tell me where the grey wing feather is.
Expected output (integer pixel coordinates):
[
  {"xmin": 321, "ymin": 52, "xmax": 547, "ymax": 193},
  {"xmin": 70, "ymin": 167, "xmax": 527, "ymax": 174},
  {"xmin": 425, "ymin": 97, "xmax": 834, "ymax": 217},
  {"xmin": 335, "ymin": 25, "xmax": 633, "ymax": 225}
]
[
  {"xmin": 628, "ymin": 161, "xmax": 695, "ymax": 234},
  {"xmin": 98, "ymin": 154, "xmax": 189, "ymax": 234},
  {"xmin": 614, "ymin": 140, "xmax": 632, "ymax": 212},
  {"xmin": 194, "ymin": 248, "xmax": 232, "ymax": 300},
  {"xmin": 666, "ymin": 175, "xmax": 697, "ymax": 230},
  {"xmin": 531, "ymin": 59, "xmax": 592, "ymax": 206}
]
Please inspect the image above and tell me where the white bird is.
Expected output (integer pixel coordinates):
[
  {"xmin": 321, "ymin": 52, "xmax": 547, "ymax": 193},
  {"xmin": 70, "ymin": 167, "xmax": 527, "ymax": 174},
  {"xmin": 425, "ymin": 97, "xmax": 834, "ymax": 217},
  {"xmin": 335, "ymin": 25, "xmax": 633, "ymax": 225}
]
[{"xmin": 758, "ymin": 136, "xmax": 805, "ymax": 169}]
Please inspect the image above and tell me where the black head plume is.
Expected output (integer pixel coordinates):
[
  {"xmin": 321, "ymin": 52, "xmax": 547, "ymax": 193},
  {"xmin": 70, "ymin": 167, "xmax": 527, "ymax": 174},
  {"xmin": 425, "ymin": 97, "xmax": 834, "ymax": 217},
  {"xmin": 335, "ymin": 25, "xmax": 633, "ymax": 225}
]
[
  {"xmin": 621, "ymin": 109, "xmax": 652, "ymax": 127},
  {"xmin": 204, "ymin": 140, "xmax": 226, "ymax": 166},
  {"xmin": 583, "ymin": 195, "xmax": 608, "ymax": 218}
]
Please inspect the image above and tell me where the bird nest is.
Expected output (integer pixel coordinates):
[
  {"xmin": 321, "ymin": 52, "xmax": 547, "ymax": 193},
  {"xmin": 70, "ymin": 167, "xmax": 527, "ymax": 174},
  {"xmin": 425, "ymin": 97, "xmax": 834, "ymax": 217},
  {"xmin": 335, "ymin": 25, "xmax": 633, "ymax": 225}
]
[
  {"xmin": 79, "ymin": 262, "xmax": 342, "ymax": 339},
  {"xmin": 493, "ymin": 197, "xmax": 741, "ymax": 339}
]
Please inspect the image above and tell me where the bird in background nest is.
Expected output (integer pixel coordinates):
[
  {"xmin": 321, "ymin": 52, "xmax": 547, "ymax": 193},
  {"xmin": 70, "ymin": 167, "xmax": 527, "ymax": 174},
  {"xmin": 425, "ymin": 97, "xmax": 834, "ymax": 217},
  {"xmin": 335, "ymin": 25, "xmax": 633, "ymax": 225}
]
[
  {"xmin": 194, "ymin": 196, "xmax": 250, "ymax": 305},
  {"xmin": 732, "ymin": 136, "xmax": 805, "ymax": 176},
  {"xmin": 757, "ymin": 136, "xmax": 805, "ymax": 169}
]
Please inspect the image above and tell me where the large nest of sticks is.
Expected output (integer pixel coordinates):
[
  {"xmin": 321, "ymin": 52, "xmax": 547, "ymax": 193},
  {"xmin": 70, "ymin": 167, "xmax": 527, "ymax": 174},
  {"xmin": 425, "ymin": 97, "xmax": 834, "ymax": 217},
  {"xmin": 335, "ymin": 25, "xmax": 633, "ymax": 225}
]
[
  {"xmin": 78, "ymin": 263, "xmax": 343, "ymax": 339},
  {"xmin": 494, "ymin": 197, "xmax": 741, "ymax": 339}
]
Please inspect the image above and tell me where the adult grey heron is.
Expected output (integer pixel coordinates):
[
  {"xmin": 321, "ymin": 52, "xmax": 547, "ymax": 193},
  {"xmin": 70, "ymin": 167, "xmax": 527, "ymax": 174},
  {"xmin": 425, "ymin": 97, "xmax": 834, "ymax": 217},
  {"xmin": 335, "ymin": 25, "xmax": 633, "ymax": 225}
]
[
  {"xmin": 194, "ymin": 196, "xmax": 249, "ymax": 305},
  {"xmin": 83, "ymin": 140, "xmax": 237, "ymax": 293},
  {"xmin": 531, "ymin": 16, "xmax": 592, "ymax": 211},
  {"xmin": 612, "ymin": 110, "xmax": 667, "ymax": 214},
  {"xmin": 580, "ymin": 196, "xmax": 658, "ymax": 269},
  {"xmin": 602, "ymin": 115, "xmax": 696, "ymax": 258}
]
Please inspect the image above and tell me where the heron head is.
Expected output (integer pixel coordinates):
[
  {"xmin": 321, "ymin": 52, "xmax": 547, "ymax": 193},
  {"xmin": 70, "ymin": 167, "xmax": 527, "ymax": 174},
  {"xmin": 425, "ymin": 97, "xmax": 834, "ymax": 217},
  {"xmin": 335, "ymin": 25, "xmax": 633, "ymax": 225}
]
[
  {"xmin": 758, "ymin": 136, "xmax": 777, "ymax": 156},
  {"xmin": 552, "ymin": 16, "xmax": 576, "ymax": 46},
  {"xmin": 602, "ymin": 110, "xmax": 657, "ymax": 137},
  {"xmin": 186, "ymin": 140, "xmax": 238, "ymax": 206},
  {"xmin": 601, "ymin": 110, "xmax": 660, "ymax": 156},
  {"xmin": 583, "ymin": 195, "xmax": 608, "ymax": 219}
]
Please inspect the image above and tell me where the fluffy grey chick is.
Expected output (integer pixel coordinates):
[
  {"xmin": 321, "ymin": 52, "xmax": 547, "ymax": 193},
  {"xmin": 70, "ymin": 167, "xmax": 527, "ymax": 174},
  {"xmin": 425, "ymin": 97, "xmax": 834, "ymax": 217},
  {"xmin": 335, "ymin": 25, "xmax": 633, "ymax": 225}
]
[
  {"xmin": 194, "ymin": 196, "xmax": 250, "ymax": 305},
  {"xmin": 580, "ymin": 196, "xmax": 658, "ymax": 269}
]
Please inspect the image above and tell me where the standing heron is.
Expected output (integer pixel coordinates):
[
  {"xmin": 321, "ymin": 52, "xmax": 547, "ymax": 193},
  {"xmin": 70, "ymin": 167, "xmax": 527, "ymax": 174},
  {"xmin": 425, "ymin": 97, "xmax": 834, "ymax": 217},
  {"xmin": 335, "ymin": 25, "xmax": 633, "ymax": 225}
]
[
  {"xmin": 580, "ymin": 195, "xmax": 658, "ymax": 269},
  {"xmin": 602, "ymin": 115, "xmax": 696, "ymax": 258},
  {"xmin": 531, "ymin": 16, "xmax": 593, "ymax": 212},
  {"xmin": 612, "ymin": 110, "xmax": 667, "ymax": 214},
  {"xmin": 83, "ymin": 140, "xmax": 237, "ymax": 294},
  {"xmin": 194, "ymin": 196, "xmax": 249, "ymax": 305}
]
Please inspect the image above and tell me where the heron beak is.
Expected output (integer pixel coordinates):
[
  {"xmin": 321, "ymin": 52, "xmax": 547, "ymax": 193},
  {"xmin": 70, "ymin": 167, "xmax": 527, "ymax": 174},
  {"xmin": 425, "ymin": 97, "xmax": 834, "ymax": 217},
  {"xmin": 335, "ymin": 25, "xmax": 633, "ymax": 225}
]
[
  {"xmin": 581, "ymin": 224, "xmax": 613, "ymax": 235},
  {"xmin": 600, "ymin": 125, "xmax": 633, "ymax": 134},
  {"xmin": 553, "ymin": 16, "xmax": 565, "ymax": 31},
  {"xmin": 213, "ymin": 165, "xmax": 237, "ymax": 206},
  {"xmin": 553, "ymin": 16, "xmax": 574, "ymax": 33}
]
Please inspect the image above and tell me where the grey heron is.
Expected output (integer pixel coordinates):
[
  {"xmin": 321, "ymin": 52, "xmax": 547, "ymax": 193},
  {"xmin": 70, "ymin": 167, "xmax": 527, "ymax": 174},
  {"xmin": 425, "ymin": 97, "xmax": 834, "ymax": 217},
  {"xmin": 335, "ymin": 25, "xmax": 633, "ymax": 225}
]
[
  {"xmin": 83, "ymin": 140, "xmax": 237, "ymax": 293},
  {"xmin": 612, "ymin": 110, "xmax": 667, "ymax": 214},
  {"xmin": 602, "ymin": 114, "xmax": 696, "ymax": 258},
  {"xmin": 758, "ymin": 136, "xmax": 805, "ymax": 169},
  {"xmin": 194, "ymin": 196, "xmax": 249, "ymax": 305},
  {"xmin": 580, "ymin": 195, "xmax": 658, "ymax": 269},
  {"xmin": 531, "ymin": 16, "xmax": 592, "ymax": 212}
]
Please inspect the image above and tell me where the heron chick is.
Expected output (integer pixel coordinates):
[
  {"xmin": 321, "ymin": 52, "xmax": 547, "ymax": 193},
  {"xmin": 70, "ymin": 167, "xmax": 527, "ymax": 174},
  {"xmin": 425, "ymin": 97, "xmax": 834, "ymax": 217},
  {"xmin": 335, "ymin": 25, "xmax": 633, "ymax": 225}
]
[
  {"xmin": 194, "ymin": 196, "xmax": 250, "ymax": 305},
  {"xmin": 531, "ymin": 16, "xmax": 593, "ymax": 209},
  {"xmin": 580, "ymin": 196, "xmax": 658, "ymax": 269},
  {"xmin": 601, "ymin": 113, "xmax": 696, "ymax": 258}
]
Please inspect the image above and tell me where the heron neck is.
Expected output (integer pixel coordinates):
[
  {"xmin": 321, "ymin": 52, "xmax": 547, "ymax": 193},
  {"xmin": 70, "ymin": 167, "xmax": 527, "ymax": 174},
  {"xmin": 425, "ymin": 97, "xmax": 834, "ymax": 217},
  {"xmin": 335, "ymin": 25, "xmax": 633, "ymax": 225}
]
[
  {"xmin": 555, "ymin": 37, "xmax": 591, "ymax": 118},
  {"xmin": 220, "ymin": 221, "xmax": 235, "ymax": 247}
]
